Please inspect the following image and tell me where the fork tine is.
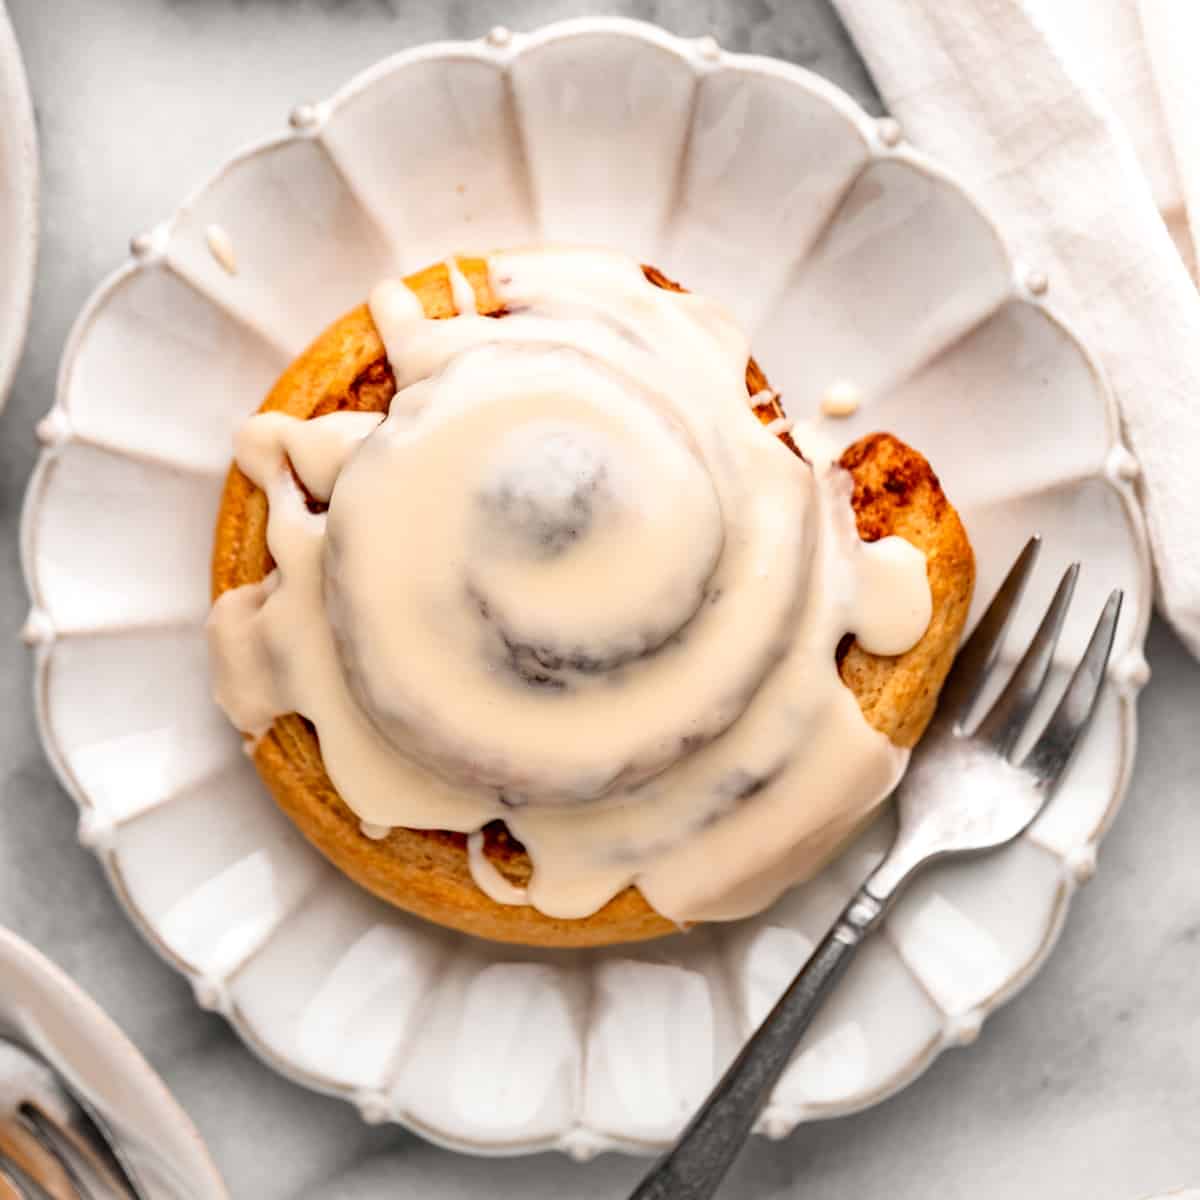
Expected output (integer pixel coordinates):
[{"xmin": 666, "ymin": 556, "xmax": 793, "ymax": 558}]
[
  {"xmin": 0, "ymin": 1037, "xmax": 144, "ymax": 1200},
  {"xmin": 18, "ymin": 1108, "xmax": 88, "ymax": 1199},
  {"xmin": 940, "ymin": 535, "xmax": 1041, "ymax": 724},
  {"xmin": 0, "ymin": 1155, "xmax": 55, "ymax": 1200},
  {"xmin": 974, "ymin": 562, "xmax": 1079, "ymax": 756},
  {"xmin": 1021, "ymin": 589, "xmax": 1123, "ymax": 786}
]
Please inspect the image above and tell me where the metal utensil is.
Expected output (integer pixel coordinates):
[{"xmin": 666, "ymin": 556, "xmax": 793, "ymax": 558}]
[
  {"xmin": 0, "ymin": 1036, "xmax": 145, "ymax": 1200},
  {"xmin": 629, "ymin": 536, "xmax": 1122, "ymax": 1200}
]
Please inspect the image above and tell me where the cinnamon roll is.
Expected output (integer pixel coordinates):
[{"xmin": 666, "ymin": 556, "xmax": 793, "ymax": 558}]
[{"xmin": 209, "ymin": 249, "xmax": 974, "ymax": 947}]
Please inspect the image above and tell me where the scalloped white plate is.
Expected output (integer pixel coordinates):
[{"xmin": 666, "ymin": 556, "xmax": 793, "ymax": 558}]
[
  {"xmin": 0, "ymin": 1, "xmax": 37, "ymax": 409},
  {"xmin": 0, "ymin": 929, "xmax": 226, "ymax": 1198},
  {"xmin": 21, "ymin": 17, "xmax": 1153, "ymax": 1158}
]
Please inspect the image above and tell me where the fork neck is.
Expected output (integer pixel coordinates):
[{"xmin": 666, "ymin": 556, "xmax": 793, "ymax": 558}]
[
  {"xmin": 838, "ymin": 888, "xmax": 888, "ymax": 942},
  {"xmin": 862, "ymin": 840, "xmax": 929, "ymax": 913}
]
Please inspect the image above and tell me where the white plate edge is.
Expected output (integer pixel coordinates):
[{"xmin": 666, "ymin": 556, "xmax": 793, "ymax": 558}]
[{"xmin": 18, "ymin": 16, "xmax": 1156, "ymax": 1157}]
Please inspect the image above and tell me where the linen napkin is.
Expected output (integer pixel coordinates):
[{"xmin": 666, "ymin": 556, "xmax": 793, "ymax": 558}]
[{"xmin": 831, "ymin": 0, "xmax": 1200, "ymax": 659}]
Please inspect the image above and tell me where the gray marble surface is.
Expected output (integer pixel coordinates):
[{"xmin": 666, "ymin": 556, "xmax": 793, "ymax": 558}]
[{"xmin": 2, "ymin": 1, "xmax": 1199, "ymax": 1196}]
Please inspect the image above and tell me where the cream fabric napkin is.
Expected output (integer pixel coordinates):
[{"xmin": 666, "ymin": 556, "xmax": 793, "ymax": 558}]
[{"xmin": 831, "ymin": 0, "xmax": 1200, "ymax": 658}]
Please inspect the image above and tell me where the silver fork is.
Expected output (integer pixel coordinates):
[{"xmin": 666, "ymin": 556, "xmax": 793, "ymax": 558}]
[
  {"xmin": 629, "ymin": 536, "xmax": 1122, "ymax": 1200},
  {"xmin": 0, "ymin": 1036, "xmax": 145, "ymax": 1200}
]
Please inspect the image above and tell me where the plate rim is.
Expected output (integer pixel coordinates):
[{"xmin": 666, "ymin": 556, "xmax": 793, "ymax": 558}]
[
  {"xmin": 20, "ymin": 15, "xmax": 1155, "ymax": 1158},
  {"xmin": 0, "ymin": 0, "xmax": 39, "ymax": 410}
]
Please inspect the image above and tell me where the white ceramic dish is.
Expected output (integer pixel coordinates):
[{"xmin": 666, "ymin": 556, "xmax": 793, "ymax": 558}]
[
  {"xmin": 21, "ymin": 17, "xmax": 1152, "ymax": 1158},
  {"xmin": 0, "ymin": 929, "xmax": 226, "ymax": 1198},
  {"xmin": 0, "ymin": 1, "xmax": 38, "ymax": 409}
]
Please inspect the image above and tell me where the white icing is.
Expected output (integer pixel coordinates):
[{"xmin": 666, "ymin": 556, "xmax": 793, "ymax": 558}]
[
  {"xmin": 207, "ymin": 247, "xmax": 932, "ymax": 924},
  {"xmin": 445, "ymin": 258, "xmax": 478, "ymax": 315},
  {"xmin": 205, "ymin": 224, "xmax": 238, "ymax": 276},
  {"xmin": 467, "ymin": 832, "xmax": 530, "ymax": 906},
  {"xmin": 235, "ymin": 410, "xmax": 382, "ymax": 503},
  {"xmin": 820, "ymin": 380, "xmax": 861, "ymax": 418}
]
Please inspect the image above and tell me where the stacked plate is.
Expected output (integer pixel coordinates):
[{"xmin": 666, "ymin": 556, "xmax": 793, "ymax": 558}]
[
  {"xmin": 0, "ymin": 0, "xmax": 37, "ymax": 407},
  {"xmin": 0, "ymin": 929, "xmax": 226, "ymax": 1197}
]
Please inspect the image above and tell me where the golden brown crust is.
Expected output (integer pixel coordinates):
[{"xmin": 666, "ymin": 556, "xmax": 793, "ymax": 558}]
[
  {"xmin": 837, "ymin": 433, "xmax": 974, "ymax": 749},
  {"xmin": 212, "ymin": 259, "xmax": 974, "ymax": 947}
]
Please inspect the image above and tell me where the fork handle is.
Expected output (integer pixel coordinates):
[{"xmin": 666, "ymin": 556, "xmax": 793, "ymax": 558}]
[{"xmin": 626, "ymin": 889, "xmax": 886, "ymax": 1200}]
